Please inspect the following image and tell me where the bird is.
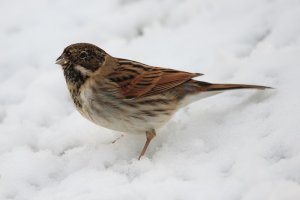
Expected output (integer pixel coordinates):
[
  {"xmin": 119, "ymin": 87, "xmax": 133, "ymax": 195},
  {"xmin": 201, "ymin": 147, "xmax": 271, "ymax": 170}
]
[{"xmin": 56, "ymin": 43, "xmax": 271, "ymax": 160}]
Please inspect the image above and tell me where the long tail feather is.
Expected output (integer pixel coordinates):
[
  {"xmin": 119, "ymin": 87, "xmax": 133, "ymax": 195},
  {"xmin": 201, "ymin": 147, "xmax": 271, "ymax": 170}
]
[
  {"xmin": 178, "ymin": 80, "xmax": 272, "ymax": 107},
  {"xmin": 195, "ymin": 81, "xmax": 272, "ymax": 92}
]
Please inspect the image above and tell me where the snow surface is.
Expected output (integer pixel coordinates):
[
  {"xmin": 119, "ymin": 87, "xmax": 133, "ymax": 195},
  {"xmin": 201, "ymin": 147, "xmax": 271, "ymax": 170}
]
[{"xmin": 1, "ymin": 0, "xmax": 300, "ymax": 199}]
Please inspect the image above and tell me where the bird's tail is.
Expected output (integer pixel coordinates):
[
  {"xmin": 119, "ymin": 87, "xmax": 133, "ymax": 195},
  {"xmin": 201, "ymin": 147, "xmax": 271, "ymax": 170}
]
[
  {"xmin": 194, "ymin": 81, "xmax": 272, "ymax": 92},
  {"xmin": 178, "ymin": 80, "xmax": 272, "ymax": 108}
]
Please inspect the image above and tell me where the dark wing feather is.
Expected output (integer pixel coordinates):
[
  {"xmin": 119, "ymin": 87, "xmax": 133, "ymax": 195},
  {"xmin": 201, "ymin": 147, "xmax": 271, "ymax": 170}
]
[{"xmin": 107, "ymin": 58, "xmax": 202, "ymax": 99}]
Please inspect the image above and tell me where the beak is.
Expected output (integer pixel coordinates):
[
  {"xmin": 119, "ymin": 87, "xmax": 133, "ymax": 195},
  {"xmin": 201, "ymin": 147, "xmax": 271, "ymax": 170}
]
[{"xmin": 55, "ymin": 55, "xmax": 68, "ymax": 65}]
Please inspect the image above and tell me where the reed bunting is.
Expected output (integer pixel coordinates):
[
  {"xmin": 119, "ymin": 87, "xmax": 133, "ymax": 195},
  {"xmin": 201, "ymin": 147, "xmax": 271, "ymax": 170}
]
[{"xmin": 56, "ymin": 43, "xmax": 271, "ymax": 159}]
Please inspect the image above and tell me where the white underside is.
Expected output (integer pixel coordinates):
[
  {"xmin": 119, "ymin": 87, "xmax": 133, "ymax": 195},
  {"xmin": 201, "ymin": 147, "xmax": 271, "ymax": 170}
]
[{"xmin": 79, "ymin": 89, "xmax": 223, "ymax": 134}]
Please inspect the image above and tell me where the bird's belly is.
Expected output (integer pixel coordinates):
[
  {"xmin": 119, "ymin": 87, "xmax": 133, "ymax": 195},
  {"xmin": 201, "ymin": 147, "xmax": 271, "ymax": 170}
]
[
  {"xmin": 83, "ymin": 103, "xmax": 174, "ymax": 134},
  {"xmin": 79, "ymin": 92, "xmax": 177, "ymax": 134}
]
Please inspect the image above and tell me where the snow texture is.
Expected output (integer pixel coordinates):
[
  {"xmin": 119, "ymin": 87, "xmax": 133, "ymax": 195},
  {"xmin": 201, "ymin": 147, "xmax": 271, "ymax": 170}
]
[{"xmin": 1, "ymin": 0, "xmax": 300, "ymax": 199}]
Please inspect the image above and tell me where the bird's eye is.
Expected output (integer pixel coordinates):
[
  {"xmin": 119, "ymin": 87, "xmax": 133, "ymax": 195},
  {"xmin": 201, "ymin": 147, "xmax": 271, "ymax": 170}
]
[{"xmin": 79, "ymin": 51, "xmax": 88, "ymax": 59}]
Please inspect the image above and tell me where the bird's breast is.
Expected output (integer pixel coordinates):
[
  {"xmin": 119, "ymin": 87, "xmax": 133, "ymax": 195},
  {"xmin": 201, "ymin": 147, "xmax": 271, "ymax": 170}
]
[{"xmin": 77, "ymin": 85, "xmax": 179, "ymax": 134}]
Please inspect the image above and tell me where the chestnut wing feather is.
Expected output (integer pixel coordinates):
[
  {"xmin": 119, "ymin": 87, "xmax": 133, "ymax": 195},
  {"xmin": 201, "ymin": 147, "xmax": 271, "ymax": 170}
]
[{"xmin": 108, "ymin": 58, "xmax": 202, "ymax": 99}]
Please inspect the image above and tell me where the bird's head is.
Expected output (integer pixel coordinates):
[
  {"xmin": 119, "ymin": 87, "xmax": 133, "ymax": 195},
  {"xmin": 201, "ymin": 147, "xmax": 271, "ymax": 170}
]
[{"xmin": 56, "ymin": 43, "xmax": 107, "ymax": 73}]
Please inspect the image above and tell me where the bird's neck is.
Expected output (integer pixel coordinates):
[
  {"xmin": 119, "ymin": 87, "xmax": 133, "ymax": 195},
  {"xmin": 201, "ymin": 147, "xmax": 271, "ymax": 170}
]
[
  {"xmin": 63, "ymin": 64, "xmax": 89, "ymax": 108},
  {"xmin": 63, "ymin": 64, "xmax": 88, "ymax": 87}
]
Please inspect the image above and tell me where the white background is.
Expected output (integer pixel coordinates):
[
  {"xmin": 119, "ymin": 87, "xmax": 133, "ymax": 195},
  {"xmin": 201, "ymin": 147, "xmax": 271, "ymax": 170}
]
[{"xmin": 1, "ymin": 0, "xmax": 300, "ymax": 199}]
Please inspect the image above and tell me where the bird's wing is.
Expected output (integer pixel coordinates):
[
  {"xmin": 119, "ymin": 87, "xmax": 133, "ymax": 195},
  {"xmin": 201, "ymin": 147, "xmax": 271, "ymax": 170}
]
[{"xmin": 107, "ymin": 58, "xmax": 202, "ymax": 99}]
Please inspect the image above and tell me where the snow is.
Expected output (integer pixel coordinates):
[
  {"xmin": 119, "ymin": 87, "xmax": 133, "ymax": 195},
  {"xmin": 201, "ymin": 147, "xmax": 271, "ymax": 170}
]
[{"xmin": 1, "ymin": 0, "xmax": 300, "ymax": 199}]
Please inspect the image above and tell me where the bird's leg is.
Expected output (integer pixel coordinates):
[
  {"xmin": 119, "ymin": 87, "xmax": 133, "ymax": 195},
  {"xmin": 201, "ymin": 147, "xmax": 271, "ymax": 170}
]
[
  {"xmin": 138, "ymin": 129, "xmax": 156, "ymax": 160},
  {"xmin": 111, "ymin": 134, "xmax": 124, "ymax": 144}
]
